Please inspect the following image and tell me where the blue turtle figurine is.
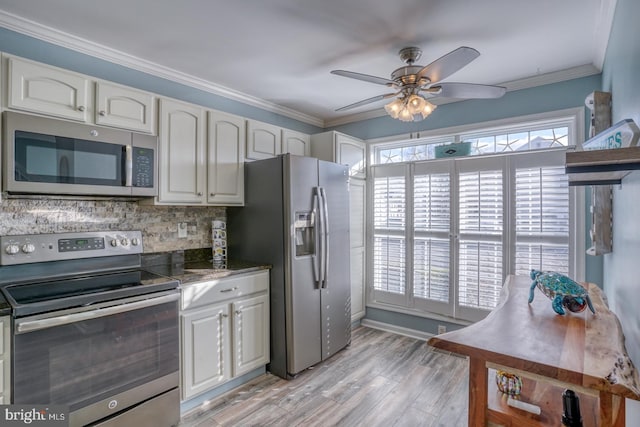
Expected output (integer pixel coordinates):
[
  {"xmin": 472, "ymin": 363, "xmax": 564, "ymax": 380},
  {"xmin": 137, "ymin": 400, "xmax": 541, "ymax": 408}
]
[{"xmin": 529, "ymin": 269, "xmax": 596, "ymax": 315}]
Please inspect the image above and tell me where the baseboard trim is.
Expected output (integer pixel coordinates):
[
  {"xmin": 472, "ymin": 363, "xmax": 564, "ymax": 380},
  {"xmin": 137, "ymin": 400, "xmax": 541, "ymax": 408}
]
[{"xmin": 360, "ymin": 319, "xmax": 434, "ymax": 341}]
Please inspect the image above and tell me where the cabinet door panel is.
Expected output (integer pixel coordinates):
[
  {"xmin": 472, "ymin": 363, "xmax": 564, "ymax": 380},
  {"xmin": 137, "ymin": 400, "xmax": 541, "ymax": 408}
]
[
  {"xmin": 158, "ymin": 99, "xmax": 206, "ymax": 203},
  {"xmin": 336, "ymin": 134, "xmax": 366, "ymax": 178},
  {"xmin": 208, "ymin": 111, "xmax": 245, "ymax": 205},
  {"xmin": 349, "ymin": 179, "xmax": 366, "ymax": 321},
  {"xmin": 181, "ymin": 304, "xmax": 231, "ymax": 399},
  {"xmin": 232, "ymin": 294, "xmax": 269, "ymax": 377},
  {"xmin": 9, "ymin": 58, "xmax": 89, "ymax": 122},
  {"xmin": 96, "ymin": 82, "xmax": 156, "ymax": 133},
  {"xmin": 246, "ymin": 120, "xmax": 282, "ymax": 159},
  {"xmin": 282, "ymin": 129, "xmax": 310, "ymax": 156}
]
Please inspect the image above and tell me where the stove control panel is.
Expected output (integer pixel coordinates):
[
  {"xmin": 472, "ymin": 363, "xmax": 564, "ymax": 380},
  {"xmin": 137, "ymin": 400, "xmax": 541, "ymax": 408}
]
[{"xmin": 0, "ymin": 230, "xmax": 143, "ymax": 265}]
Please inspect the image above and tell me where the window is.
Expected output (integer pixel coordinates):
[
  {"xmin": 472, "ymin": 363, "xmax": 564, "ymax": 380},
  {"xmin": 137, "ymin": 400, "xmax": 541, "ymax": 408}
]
[{"xmin": 368, "ymin": 109, "xmax": 582, "ymax": 322}]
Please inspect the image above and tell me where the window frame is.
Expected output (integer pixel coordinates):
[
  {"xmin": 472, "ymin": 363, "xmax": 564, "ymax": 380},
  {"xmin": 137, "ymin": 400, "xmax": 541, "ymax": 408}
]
[{"xmin": 365, "ymin": 107, "xmax": 586, "ymax": 323}]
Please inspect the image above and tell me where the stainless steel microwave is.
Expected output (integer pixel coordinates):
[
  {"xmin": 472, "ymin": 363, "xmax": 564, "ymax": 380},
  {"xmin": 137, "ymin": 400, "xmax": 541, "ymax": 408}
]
[{"xmin": 3, "ymin": 111, "xmax": 158, "ymax": 197}]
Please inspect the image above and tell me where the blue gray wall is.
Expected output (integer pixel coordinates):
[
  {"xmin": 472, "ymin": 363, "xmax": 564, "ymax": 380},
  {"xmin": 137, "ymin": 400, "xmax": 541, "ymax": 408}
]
[{"xmin": 600, "ymin": 0, "xmax": 640, "ymax": 420}]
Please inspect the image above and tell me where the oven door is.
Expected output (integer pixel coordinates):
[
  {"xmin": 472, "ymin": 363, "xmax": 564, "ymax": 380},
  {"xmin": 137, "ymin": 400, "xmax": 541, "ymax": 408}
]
[{"xmin": 12, "ymin": 290, "xmax": 180, "ymax": 426}]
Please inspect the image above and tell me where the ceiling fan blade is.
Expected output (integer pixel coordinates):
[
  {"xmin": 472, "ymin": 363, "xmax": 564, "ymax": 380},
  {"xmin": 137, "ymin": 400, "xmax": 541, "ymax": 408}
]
[
  {"xmin": 336, "ymin": 93, "xmax": 397, "ymax": 111},
  {"xmin": 429, "ymin": 82, "xmax": 506, "ymax": 99},
  {"xmin": 331, "ymin": 70, "xmax": 396, "ymax": 86},
  {"xmin": 417, "ymin": 46, "xmax": 480, "ymax": 83}
]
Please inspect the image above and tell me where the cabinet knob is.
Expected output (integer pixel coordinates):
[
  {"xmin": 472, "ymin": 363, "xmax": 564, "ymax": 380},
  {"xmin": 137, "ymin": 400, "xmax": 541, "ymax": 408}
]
[
  {"xmin": 77, "ymin": 106, "xmax": 86, "ymax": 112},
  {"xmin": 210, "ymin": 193, "xmax": 215, "ymax": 196},
  {"xmin": 235, "ymin": 310, "xmax": 241, "ymax": 315},
  {"xmin": 197, "ymin": 192, "xmax": 203, "ymax": 196},
  {"xmin": 99, "ymin": 110, "xmax": 106, "ymax": 116}
]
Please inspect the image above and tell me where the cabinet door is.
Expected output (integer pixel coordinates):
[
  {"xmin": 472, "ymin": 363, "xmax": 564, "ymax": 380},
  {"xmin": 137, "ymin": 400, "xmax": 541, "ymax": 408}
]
[
  {"xmin": 232, "ymin": 293, "xmax": 269, "ymax": 377},
  {"xmin": 95, "ymin": 82, "xmax": 156, "ymax": 133},
  {"xmin": 8, "ymin": 57, "xmax": 89, "ymax": 122},
  {"xmin": 282, "ymin": 129, "xmax": 310, "ymax": 156},
  {"xmin": 246, "ymin": 120, "xmax": 282, "ymax": 160},
  {"xmin": 349, "ymin": 180, "xmax": 366, "ymax": 321},
  {"xmin": 181, "ymin": 304, "xmax": 231, "ymax": 400},
  {"xmin": 207, "ymin": 111, "xmax": 245, "ymax": 205},
  {"xmin": 158, "ymin": 99, "xmax": 206, "ymax": 204},
  {"xmin": 336, "ymin": 134, "xmax": 366, "ymax": 178}
]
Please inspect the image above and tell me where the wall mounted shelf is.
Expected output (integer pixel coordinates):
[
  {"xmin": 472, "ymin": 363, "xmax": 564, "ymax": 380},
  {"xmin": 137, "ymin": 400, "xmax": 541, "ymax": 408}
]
[{"xmin": 566, "ymin": 146, "xmax": 640, "ymax": 186}]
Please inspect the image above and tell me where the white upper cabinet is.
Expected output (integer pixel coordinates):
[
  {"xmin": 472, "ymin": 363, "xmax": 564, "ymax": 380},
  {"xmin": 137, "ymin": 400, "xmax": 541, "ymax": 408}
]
[
  {"xmin": 8, "ymin": 57, "xmax": 90, "ymax": 122},
  {"xmin": 7, "ymin": 56, "xmax": 157, "ymax": 133},
  {"xmin": 95, "ymin": 82, "xmax": 156, "ymax": 133},
  {"xmin": 207, "ymin": 111, "xmax": 245, "ymax": 205},
  {"xmin": 282, "ymin": 129, "xmax": 311, "ymax": 156},
  {"xmin": 311, "ymin": 131, "xmax": 366, "ymax": 178},
  {"xmin": 158, "ymin": 98, "xmax": 206, "ymax": 204},
  {"xmin": 246, "ymin": 119, "xmax": 282, "ymax": 159}
]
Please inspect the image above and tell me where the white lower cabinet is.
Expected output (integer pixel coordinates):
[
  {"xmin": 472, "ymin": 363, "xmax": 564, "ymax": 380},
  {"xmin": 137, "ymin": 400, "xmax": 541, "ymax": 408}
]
[{"xmin": 180, "ymin": 271, "xmax": 269, "ymax": 401}]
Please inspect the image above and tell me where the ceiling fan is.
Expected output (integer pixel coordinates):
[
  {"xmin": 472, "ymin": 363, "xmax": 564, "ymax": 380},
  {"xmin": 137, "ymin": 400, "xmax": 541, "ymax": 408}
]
[{"xmin": 331, "ymin": 46, "xmax": 506, "ymax": 121}]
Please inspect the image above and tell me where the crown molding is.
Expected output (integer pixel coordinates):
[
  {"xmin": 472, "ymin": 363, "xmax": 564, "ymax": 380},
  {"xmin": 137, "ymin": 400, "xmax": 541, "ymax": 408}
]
[
  {"xmin": 325, "ymin": 64, "xmax": 600, "ymax": 127},
  {"xmin": 0, "ymin": 10, "xmax": 325, "ymax": 127}
]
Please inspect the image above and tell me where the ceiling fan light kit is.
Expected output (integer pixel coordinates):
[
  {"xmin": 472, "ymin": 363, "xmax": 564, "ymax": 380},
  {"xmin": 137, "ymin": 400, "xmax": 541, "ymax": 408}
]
[
  {"xmin": 332, "ymin": 46, "xmax": 505, "ymax": 123},
  {"xmin": 384, "ymin": 93, "xmax": 436, "ymax": 122}
]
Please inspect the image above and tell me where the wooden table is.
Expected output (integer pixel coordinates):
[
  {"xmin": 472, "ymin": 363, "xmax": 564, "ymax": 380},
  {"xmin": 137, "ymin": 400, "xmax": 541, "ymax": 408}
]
[{"xmin": 428, "ymin": 275, "xmax": 640, "ymax": 426}]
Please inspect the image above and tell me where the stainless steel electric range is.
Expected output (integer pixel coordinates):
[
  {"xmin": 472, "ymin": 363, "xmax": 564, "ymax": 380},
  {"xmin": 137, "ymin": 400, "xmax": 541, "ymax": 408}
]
[{"xmin": 0, "ymin": 230, "xmax": 180, "ymax": 427}]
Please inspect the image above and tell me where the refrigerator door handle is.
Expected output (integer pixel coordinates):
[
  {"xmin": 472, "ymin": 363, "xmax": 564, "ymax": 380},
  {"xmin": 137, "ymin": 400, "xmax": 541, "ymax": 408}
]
[
  {"xmin": 320, "ymin": 187, "xmax": 330, "ymax": 289},
  {"xmin": 313, "ymin": 188, "xmax": 323, "ymax": 288}
]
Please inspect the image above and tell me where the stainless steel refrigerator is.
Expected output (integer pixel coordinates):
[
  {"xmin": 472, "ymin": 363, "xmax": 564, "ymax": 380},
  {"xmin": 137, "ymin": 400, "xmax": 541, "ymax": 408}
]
[{"xmin": 228, "ymin": 154, "xmax": 351, "ymax": 379}]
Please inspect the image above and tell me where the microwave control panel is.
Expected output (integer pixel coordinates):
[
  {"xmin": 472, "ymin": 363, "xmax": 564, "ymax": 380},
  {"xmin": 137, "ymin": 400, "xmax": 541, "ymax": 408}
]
[{"xmin": 132, "ymin": 147, "xmax": 154, "ymax": 188}]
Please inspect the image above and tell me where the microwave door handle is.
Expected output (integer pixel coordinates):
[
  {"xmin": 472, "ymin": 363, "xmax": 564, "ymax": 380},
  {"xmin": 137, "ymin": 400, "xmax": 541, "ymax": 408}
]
[
  {"xmin": 320, "ymin": 187, "xmax": 330, "ymax": 289},
  {"xmin": 125, "ymin": 145, "xmax": 133, "ymax": 187}
]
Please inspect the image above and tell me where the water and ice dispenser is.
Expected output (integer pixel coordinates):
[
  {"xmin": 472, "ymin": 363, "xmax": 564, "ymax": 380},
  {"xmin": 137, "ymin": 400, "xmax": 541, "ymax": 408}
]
[{"xmin": 294, "ymin": 211, "xmax": 315, "ymax": 256}]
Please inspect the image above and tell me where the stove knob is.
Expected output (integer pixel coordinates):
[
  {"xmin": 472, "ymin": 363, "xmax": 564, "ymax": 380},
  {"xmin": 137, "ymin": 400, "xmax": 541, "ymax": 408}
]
[
  {"xmin": 131, "ymin": 237, "xmax": 140, "ymax": 246},
  {"xmin": 110, "ymin": 239, "xmax": 119, "ymax": 247},
  {"xmin": 21, "ymin": 243, "xmax": 36, "ymax": 254},
  {"xmin": 120, "ymin": 238, "xmax": 130, "ymax": 246},
  {"xmin": 5, "ymin": 244, "xmax": 20, "ymax": 255}
]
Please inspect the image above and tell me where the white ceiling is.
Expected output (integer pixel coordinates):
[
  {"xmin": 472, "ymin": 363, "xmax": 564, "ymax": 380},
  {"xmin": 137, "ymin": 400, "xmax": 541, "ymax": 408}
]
[{"xmin": 0, "ymin": 0, "xmax": 616, "ymax": 127}]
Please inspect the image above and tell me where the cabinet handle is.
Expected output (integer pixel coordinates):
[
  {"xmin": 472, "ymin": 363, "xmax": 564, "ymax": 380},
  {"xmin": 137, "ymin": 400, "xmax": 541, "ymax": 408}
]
[
  {"xmin": 222, "ymin": 313, "xmax": 229, "ymax": 318},
  {"xmin": 220, "ymin": 287, "xmax": 238, "ymax": 293},
  {"xmin": 210, "ymin": 193, "xmax": 215, "ymax": 196},
  {"xmin": 77, "ymin": 106, "xmax": 86, "ymax": 112},
  {"xmin": 99, "ymin": 110, "xmax": 106, "ymax": 116},
  {"xmin": 235, "ymin": 310, "xmax": 241, "ymax": 315}
]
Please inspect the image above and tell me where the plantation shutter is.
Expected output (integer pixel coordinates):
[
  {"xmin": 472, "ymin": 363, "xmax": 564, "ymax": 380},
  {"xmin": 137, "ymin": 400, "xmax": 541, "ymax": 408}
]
[
  {"xmin": 413, "ymin": 160, "xmax": 453, "ymax": 314},
  {"xmin": 456, "ymin": 157, "xmax": 505, "ymax": 319},
  {"xmin": 371, "ymin": 165, "xmax": 408, "ymax": 305},
  {"xmin": 512, "ymin": 151, "xmax": 570, "ymax": 276}
]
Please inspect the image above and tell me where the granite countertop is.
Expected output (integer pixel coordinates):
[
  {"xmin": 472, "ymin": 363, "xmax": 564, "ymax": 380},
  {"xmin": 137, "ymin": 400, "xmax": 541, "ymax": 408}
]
[{"xmin": 142, "ymin": 249, "xmax": 270, "ymax": 286}]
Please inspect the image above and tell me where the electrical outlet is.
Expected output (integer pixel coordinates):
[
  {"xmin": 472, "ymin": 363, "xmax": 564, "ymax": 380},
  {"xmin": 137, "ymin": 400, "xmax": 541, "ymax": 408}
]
[
  {"xmin": 178, "ymin": 222, "xmax": 188, "ymax": 239},
  {"xmin": 437, "ymin": 325, "xmax": 447, "ymax": 334}
]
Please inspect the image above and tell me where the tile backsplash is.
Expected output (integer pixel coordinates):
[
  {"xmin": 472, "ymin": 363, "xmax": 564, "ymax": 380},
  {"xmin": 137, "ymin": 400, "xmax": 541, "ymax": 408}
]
[{"xmin": 0, "ymin": 196, "xmax": 225, "ymax": 253}]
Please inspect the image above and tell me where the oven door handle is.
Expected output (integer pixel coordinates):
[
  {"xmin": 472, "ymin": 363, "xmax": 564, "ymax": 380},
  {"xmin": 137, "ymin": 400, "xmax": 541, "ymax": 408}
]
[{"xmin": 15, "ymin": 292, "xmax": 180, "ymax": 334}]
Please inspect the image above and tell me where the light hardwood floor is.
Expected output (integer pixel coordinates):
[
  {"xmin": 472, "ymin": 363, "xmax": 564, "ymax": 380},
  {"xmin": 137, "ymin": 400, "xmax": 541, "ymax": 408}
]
[{"xmin": 179, "ymin": 326, "xmax": 469, "ymax": 427}]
